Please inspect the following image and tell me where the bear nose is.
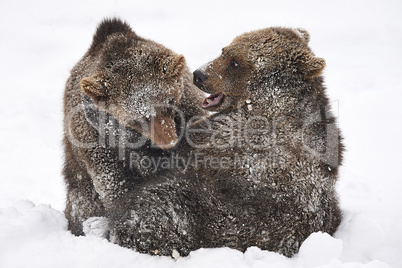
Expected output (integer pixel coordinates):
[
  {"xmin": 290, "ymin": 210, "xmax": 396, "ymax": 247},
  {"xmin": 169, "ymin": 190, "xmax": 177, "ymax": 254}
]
[{"xmin": 193, "ymin": 69, "xmax": 208, "ymax": 86}]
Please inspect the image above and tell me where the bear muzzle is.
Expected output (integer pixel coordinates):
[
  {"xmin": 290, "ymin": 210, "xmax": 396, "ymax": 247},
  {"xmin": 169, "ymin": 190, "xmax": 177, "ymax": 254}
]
[
  {"xmin": 193, "ymin": 69, "xmax": 208, "ymax": 87},
  {"xmin": 127, "ymin": 115, "xmax": 178, "ymax": 150}
]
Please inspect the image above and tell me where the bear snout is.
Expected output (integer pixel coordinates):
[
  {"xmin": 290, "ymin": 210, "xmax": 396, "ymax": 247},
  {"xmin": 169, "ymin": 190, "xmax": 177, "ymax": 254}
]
[{"xmin": 193, "ymin": 69, "xmax": 208, "ymax": 87}]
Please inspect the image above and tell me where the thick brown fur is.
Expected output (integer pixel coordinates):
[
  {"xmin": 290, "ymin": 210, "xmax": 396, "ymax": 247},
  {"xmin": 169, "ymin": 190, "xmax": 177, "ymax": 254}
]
[
  {"xmin": 63, "ymin": 17, "xmax": 207, "ymax": 245},
  {"xmin": 64, "ymin": 21, "xmax": 343, "ymax": 258},
  {"xmin": 190, "ymin": 27, "xmax": 344, "ymax": 257}
]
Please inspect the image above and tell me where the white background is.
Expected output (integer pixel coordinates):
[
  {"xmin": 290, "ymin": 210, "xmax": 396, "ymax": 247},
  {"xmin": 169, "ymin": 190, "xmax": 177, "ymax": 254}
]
[{"xmin": 0, "ymin": 0, "xmax": 401, "ymax": 267}]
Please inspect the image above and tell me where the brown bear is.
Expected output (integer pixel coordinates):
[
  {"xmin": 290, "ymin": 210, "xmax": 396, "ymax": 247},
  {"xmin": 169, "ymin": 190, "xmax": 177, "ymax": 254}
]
[
  {"xmin": 63, "ymin": 17, "xmax": 207, "ymax": 247},
  {"xmin": 190, "ymin": 27, "xmax": 344, "ymax": 257}
]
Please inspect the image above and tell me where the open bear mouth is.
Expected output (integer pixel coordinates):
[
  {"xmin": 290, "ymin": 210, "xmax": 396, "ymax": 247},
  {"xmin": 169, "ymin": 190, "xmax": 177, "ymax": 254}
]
[{"xmin": 202, "ymin": 93, "xmax": 224, "ymax": 109}]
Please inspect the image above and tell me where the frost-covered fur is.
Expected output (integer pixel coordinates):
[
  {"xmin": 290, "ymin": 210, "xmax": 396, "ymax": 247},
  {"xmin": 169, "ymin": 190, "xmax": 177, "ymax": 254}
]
[
  {"xmin": 64, "ymin": 21, "xmax": 343, "ymax": 258},
  {"xmin": 63, "ymin": 18, "xmax": 206, "ymax": 244},
  {"xmin": 190, "ymin": 27, "xmax": 344, "ymax": 257}
]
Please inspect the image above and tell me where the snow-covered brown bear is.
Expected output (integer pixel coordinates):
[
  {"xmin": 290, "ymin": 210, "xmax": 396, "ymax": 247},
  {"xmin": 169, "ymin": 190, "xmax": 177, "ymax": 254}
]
[
  {"xmin": 191, "ymin": 27, "xmax": 344, "ymax": 257},
  {"xmin": 63, "ymin": 17, "xmax": 206, "ymax": 245}
]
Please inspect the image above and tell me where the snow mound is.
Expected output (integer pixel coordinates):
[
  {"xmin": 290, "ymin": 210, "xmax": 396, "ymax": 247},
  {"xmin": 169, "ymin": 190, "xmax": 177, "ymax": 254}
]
[
  {"xmin": 0, "ymin": 201, "xmax": 398, "ymax": 268},
  {"xmin": 83, "ymin": 217, "xmax": 110, "ymax": 239},
  {"xmin": 296, "ymin": 232, "xmax": 343, "ymax": 267}
]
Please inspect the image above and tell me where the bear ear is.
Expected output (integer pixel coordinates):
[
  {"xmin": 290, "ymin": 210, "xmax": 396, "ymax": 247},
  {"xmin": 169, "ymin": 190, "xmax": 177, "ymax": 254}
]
[
  {"xmin": 163, "ymin": 54, "xmax": 186, "ymax": 78},
  {"xmin": 294, "ymin": 28, "xmax": 310, "ymax": 44},
  {"xmin": 299, "ymin": 54, "xmax": 326, "ymax": 79},
  {"xmin": 88, "ymin": 18, "xmax": 136, "ymax": 55},
  {"xmin": 80, "ymin": 74, "xmax": 108, "ymax": 103}
]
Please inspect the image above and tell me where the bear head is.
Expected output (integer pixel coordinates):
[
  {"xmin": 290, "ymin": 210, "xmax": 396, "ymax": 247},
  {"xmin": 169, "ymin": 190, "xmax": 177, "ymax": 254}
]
[
  {"xmin": 80, "ymin": 18, "xmax": 186, "ymax": 149},
  {"xmin": 193, "ymin": 27, "xmax": 326, "ymax": 114}
]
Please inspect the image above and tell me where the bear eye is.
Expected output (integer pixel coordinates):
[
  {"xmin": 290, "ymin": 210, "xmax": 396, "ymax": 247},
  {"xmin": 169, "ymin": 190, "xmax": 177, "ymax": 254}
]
[{"xmin": 231, "ymin": 59, "xmax": 239, "ymax": 68}]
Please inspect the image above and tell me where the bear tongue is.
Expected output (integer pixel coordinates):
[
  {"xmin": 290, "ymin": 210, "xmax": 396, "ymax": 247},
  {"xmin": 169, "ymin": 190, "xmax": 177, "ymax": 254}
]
[{"xmin": 202, "ymin": 93, "xmax": 224, "ymax": 109}]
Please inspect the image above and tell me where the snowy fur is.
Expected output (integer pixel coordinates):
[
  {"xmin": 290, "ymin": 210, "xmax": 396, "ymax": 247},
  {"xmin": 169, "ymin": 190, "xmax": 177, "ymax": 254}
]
[
  {"xmin": 63, "ymin": 18, "xmax": 207, "ymax": 242},
  {"xmin": 190, "ymin": 27, "xmax": 343, "ymax": 257}
]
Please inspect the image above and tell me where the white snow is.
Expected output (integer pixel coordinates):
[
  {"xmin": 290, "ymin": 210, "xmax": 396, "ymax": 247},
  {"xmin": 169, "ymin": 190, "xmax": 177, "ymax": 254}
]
[{"xmin": 1, "ymin": 0, "xmax": 402, "ymax": 267}]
